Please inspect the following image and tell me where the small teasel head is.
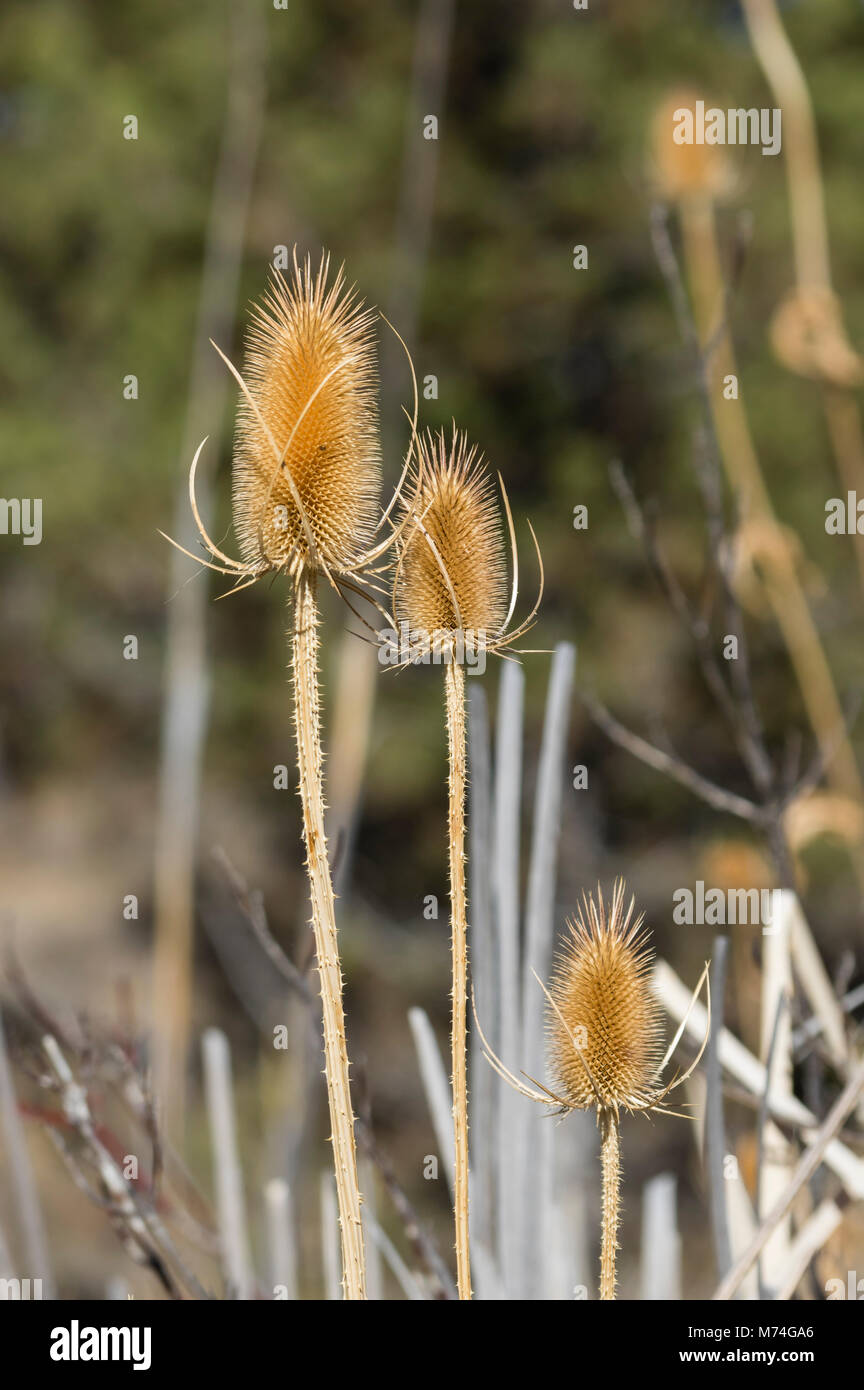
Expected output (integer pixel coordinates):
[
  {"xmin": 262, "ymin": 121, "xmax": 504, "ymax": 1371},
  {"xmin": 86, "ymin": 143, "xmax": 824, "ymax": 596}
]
[
  {"xmin": 231, "ymin": 250, "xmax": 382, "ymax": 578},
  {"xmin": 649, "ymin": 89, "xmax": 733, "ymax": 203},
  {"xmin": 393, "ymin": 427, "xmax": 508, "ymax": 639},
  {"xmin": 547, "ymin": 881, "xmax": 666, "ymax": 1114},
  {"xmin": 389, "ymin": 425, "xmax": 543, "ymax": 667},
  {"xmin": 474, "ymin": 880, "xmax": 709, "ymax": 1119}
]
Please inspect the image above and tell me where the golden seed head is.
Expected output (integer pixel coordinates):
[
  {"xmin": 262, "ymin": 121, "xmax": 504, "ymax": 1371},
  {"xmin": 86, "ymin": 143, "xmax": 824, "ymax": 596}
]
[
  {"xmin": 232, "ymin": 251, "xmax": 382, "ymax": 575},
  {"xmin": 393, "ymin": 427, "xmax": 509, "ymax": 639},
  {"xmin": 548, "ymin": 882, "xmax": 665, "ymax": 1112}
]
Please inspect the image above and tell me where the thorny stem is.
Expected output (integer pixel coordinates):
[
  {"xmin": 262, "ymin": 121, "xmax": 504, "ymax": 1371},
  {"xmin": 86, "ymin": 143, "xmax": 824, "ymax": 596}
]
[
  {"xmin": 292, "ymin": 568, "xmax": 366, "ymax": 1300},
  {"xmin": 599, "ymin": 1107, "xmax": 621, "ymax": 1301},
  {"xmin": 445, "ymin": 657, "xmax": 472, "ymax": 1299}
]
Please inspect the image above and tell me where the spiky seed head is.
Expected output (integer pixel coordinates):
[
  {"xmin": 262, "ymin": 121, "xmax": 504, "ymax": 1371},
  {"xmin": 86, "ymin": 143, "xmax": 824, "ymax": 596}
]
[
  {"xmin": 547, "ymin": 882, "xmax": 665, "ymax": 1113},
  {"xmin": 393, "ymin": 427, "xmax": 509, "ymax": 640},
  {"xmin": 232, "ymin": 251, "xmax": 382, "ymax": 576}
]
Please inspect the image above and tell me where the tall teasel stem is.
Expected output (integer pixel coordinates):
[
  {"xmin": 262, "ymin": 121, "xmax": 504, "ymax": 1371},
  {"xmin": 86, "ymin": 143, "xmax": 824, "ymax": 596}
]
[
  {"xmin": 444, "ymin": 657, "xmax": 471, "ymax": 1299},
  {"xmin": 392, "ymin": 426, "xmax": 537, "ymax": 1297},
  {"xmin": 598, "ymin": 1107, "xmax": 621, "ymax": 1301},
  {"xmin": 163, "ymin": 252, "xmax": 406, "ymax": 1300},
  {"xmin": 291, "ymin": 567, "xmax": 366, "ymax": 1300}
]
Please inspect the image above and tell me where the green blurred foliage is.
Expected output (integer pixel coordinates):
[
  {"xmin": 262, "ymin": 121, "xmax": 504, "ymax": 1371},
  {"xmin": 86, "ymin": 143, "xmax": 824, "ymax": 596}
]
[{"xmin": 1, "ymin": 0, "xmax": 863, "ymax": 929}]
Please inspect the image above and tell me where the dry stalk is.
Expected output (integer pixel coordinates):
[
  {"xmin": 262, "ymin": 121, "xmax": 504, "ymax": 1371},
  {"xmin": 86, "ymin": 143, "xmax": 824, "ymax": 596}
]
[
  {"xmin": 599, "ymin": 1107, "xmax": 621, "ymax": 1301},
  {"xmin": 162, "ymin": 252, "xmax": 426, "ymax": 1299},
  {"xmin": 738, "ymin": 0, "xmax": 864, "ymax": 593},
  {"xmin": 444, "ymin": 657, "xmax": 470, "ymax": 1298},
  {"xmin": 677, "ymin": 195, "xmax": 862, "ymax": 805},
  {"xmin": 649, "ymin": 100, "xmax": 864, "ymax": 813},
  {"xmin": 292, "ymin": 567, "xmax": 366, "ymax": 1298},
  {"xmin": 390, "ymin": 426, "xmax": 541, "ymax": 1299}
]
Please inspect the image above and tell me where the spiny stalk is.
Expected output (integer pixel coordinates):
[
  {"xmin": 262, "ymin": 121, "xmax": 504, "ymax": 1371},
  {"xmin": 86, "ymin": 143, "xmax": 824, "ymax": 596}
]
[
  {"xmin": 163, "ymin": 250, "xmax": 421, "ymax": 1299},
  {"xmin": 392, "ymin": 426, "xmax": 540, "ymax": 1298}
]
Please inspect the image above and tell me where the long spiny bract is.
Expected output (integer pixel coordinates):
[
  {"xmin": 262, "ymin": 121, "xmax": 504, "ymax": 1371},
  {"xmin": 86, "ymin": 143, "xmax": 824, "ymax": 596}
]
[{"xmin": 232, "ymin": 250, "xmax": 382, "ymax": 576}]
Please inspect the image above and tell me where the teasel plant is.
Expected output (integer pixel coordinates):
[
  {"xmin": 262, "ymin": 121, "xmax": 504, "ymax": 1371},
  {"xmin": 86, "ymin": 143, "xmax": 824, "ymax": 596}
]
[
  {"xmin": 162, "ymin": 249, "xmax": 422, "ymax": 1300},
  {"xmin": 367, "ymin": 425, "xmax": 543, "ymax": 1298},
  {"xmin": 477, "ymin": 881, "xmax": 710, "ymax": 1300}
]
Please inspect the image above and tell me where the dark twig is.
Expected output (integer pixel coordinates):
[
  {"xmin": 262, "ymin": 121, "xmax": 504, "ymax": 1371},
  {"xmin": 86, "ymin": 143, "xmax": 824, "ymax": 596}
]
[
  {"xmin": 787, "ymin": 692, "xmax": 864, "ymax": 806},
  {"xmin": 212, "ymin": 846, "xmax": 314, "ymax": 1004},
  {"xmin": 355, "ymin": 1078, "xmax": 456, "ymax": 1301},
  {"xmin": 582, "ymin": 692, "xmax": 764, "ymax": 824},
  {"xmin": 609, "ymin": 457, "xmax": 773, "ymax": 795},
  {"xmin": 689, "ymin": 426, "xmax": 775, "ymax": 799},
  {"xmin": 40, "ymin": 1035, "xmax": 210, "ymax": 1300}
]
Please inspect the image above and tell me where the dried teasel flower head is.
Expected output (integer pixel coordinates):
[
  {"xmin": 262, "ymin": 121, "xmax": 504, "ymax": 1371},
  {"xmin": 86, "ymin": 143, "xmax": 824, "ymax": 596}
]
[
  {"xmin": 547, "ymin": 882, "xmax": 666, "ymax": 1113},
  {"xmin": 162, "ymin": 249, "xmax": 418, "ymax": 598},
  {"xmin": 232, "ymin": 251, "xmax": 382, "ymax": 576},
  {"xmin": 770, "ymin": 287, "xmax": 864, "ymax": 390},
  {"xmin": 649, "ymin": 89, "xmax": 734, "ymax": 203},
  {"xmin": 394, "ymin": 427, "xmax": 508, "ymax": 635},
  {"xmin": 475, "ymin": 880, "xmax": 710, "ymax": 1121},
  {"xmin": 388, "ymin": 425, "xmax": 543, "ymax": 666}
]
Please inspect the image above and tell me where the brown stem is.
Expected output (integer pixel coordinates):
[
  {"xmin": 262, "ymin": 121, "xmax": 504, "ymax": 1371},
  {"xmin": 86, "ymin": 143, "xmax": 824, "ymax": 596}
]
[
  {"xmin": 445, "ymin": 657, "xmax": 472, "ymax": 1299},
  {"xmin": 679, "ymin": 197, "xmax": 863, "ymax": 808},
  {"xmin": 599, "ymin": 1108, "xmax": 621, "ymax": 1301},
  {"xmin": 292, "ymin": 568, "xmax": 366, "ymax": 1299}
]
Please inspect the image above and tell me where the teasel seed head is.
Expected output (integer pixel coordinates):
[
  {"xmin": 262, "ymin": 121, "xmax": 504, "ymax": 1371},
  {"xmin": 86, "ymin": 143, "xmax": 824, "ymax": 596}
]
[
  {"xmin": 393, "ymin": 426, "xmax": 509, "ymax": 640},
  {"xmin": 650, "ymin": 90, "xmax": 733, "ymax": 203},
  {"xmin": 547, "ymin": 881, "xmax": 666, "ymax": 1114},
  {"xmin": 232, "ymin": 250, "xmax": 382, "ymax": 577}
]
